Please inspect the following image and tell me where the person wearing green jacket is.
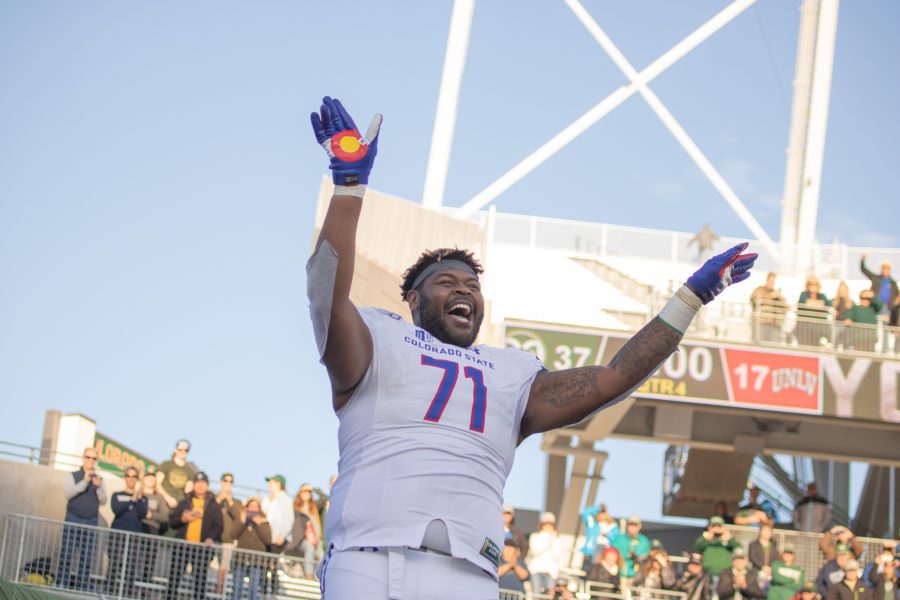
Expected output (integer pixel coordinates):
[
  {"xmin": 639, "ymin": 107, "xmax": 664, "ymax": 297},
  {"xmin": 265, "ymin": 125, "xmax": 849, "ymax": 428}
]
[
  {"xmin": 844, "ymin": 291, "xmax": 883, "ymax": 351},
  {"xmin": 693, "ymin": 516, "xmax": 741, "ymax": 576},
  {"xmin": 768, "ymin": 547, "xmax": 804, "ymax": 600}
]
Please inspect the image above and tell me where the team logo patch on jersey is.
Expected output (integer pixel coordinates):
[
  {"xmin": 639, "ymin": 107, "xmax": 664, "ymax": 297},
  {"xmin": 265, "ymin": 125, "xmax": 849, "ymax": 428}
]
[
  {"xmin": 480, "ymin": 538, "xmax": 501, "ymax": 567},
  {"xmin": 415, "ymin": 328, "xmax": 434, "ymax": 343}
]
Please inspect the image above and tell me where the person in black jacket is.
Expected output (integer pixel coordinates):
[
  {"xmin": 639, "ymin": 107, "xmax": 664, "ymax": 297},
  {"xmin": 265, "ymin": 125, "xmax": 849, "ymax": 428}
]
[
  {"xmin": 106, "ymin": 466, "xmax": 148, "ymax": 596},
  {"xmin": 826, "ymin": 560, "xmax": 867, "ymax": 600},
  {"xmin": 675, "ymin": 553, "xmax": 713, "ymax": 600},
  {"xmin": 166, "ymin": 471, "xmax": 223, "ymax": 600},
  {"xmin": 719, "ymin": 547, "xmax": 766, "ymax": 600}
]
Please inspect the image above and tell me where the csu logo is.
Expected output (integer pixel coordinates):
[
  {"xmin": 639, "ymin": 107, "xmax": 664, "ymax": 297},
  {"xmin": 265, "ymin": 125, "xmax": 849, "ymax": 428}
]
[{"xmin": 415, "ymin": 329, "xmax": 434, "ymax": 343}]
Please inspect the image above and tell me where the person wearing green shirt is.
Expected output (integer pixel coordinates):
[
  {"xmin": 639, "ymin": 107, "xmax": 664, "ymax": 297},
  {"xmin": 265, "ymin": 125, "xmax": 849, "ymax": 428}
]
[
  {"xmin": 768, "ymin": 547, "xmax": 804, "ymax": 600},
  {"xmin": 693, "ymin": 516, "xmax": 740, "ymax": 576}
]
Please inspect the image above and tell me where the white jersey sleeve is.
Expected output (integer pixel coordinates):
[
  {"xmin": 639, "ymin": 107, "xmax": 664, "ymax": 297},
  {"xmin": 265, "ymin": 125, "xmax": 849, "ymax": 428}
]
[{"xmin": 324, "ymin": 307, "xmax": 545, "ymax": 577}]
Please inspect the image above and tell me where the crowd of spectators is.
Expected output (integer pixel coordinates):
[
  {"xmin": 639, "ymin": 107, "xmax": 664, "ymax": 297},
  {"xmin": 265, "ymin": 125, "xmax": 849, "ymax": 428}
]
[
  {"xmin": 53, "ymin": 442, "xmax": 899, "ymax": 600},
  {"xmin": 749, "ymin": 257, "xmax": 900, "ymax": 353},
  {"xmin": 55, "ymin": 441, "xmax": 332, "ymax": 598}
]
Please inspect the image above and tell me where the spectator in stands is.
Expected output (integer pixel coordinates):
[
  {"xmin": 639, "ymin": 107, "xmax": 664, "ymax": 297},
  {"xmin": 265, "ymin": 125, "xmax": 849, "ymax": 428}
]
[
  {"xmin": 261, "ymin": 474, "xmax": 294, "ymax": 552},
  {"xmin": 820, "ymin": 526, "xmax": 864, "ymax": 562},
  {"xmin": 549, "ymin": 576, "xmax": 574, "ymax": 600},
  {"xmin": 294, "ymin": 484, "xmax": 323, "ymax": 579},
  {"xmin": 528, "ymin": 511, "xmax": 565, "ymax": 595},
  {"xmin": 797, "ymin": 277, "xmax": 832, "ymax": 346},
  {"xmin": 216, "ymin": 472, "xmax": 242, "ymax": 593},
  {"xmin": 230, "ymin": 497, "xmax": 272, "ymax": 600},
  {"xmin": 107, "ymin": 466, "xmax": 148, "ymax": 596},
  {"xmin": 825, "ymin": 559, "xmax": 866, "ymax": 600},
  {"xmin": 845, "ymin": 291, "xmax": 883, "ymax": 352},
  {"xmin": 581, "ymin": 503, "xmax": 618, "ymax": 563},
  {"xmin": 736, "ymin": 485, "xmax": 775, "ymax": 526},
  {"xmin": 718, "ymin": 547, "xmax": 765, "ymax": 600},
  {"xmin": 689, "ymin": 223, "xmax": 719, "ymax": 262},
  {"xmin": 751, "ymin": 273, "xmax": 788, "ymax": 342},
  {"xmin": 138, "ymin": 469, "xmax": 168, "ymax": 586},
  {"xmin": 860, "ymin": 255, "xmax": 900, "ymax": 352},
  {"xmin": 694, "ymin": 515, "xmax": 740, "ymax": 578},
  {"xmin": 865, "ymin": 542, "xmax": 899, "ymax": 600},
  {"xmin": 585, "ymin": 546, "xmax": 623, "ymax": 592},
  {"xmin": 56, "ymin": 446, "xmax": 107, "ymax": 591},
  {"xmin": 768, "ymin": 547, "xmax": 804, "ymax": 600},
  {"xmin": 675, "ymin": 552, "xmax": 713, "ymax": 600},
  {"xmin": 816, "ymin": 543, "xmax": 853, "ymax": 597},
  {"xmin": 498, "ymin": 538, "xmax": 530, "ymax": 594},
  {"xmin": 157, "ymin": 439, "xmax": 198, "ymax": 511},
  {"xmin": 611, "ymin": 514, "xmax": 652, "ymax": 581},
  {"xmin": 798, "ymin": 580, "xmax": 822, "ymax": 600},
  {"xmin": 634, "ymin": 547, "xmax": 677, "ymax": 593},
  {"xmin": 833, "ymin": 282, "xmax": 854, "ymax": 350},
  {"xmin": 715, "ymin": 500, "xmax": 736, "ymax": 524},
  {"xmin": 503, "ymin": 503, "xmax": 530, "ymax": 557},
  {"xmin": 794, "ymin": 482, "xmax": 833, "ymax": 533},
  {"xmin": 749, "ymin": 522, "xmax": 781, "ymax": 576},
  {"xmin": 167, "ymin": 471, "xmax": 223, "ymax": 600}
]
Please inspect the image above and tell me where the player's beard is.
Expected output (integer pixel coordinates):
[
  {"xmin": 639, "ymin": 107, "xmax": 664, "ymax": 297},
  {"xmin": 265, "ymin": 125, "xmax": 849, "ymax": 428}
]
[{"xmin": 415, "ymin": 293, "xmax": 483, "ymax": 348}]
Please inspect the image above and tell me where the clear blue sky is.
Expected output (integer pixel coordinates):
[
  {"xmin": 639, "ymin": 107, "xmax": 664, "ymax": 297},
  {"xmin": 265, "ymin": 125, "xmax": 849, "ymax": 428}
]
[{"xmin": 1, "ymin": 1, "xmax": 896, "ymax": 518}]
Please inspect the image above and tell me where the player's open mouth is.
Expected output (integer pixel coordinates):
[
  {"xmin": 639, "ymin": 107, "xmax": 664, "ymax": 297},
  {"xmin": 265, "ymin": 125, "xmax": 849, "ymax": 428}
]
[{"xmin": 446, "ymin": 301, "xmax": 473, "ymax": 326}]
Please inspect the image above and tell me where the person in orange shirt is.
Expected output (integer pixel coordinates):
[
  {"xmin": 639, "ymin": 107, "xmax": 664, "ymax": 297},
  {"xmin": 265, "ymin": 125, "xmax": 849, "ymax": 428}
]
[{"xmin": 166, "ymin": 472, "xmax": 223, "ymax": 600}]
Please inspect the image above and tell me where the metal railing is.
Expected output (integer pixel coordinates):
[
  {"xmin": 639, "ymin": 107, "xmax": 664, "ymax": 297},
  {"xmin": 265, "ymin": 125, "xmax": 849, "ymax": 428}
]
[{"xmin": 0, "ymin": 513, "xmax": 321, "ymax": 599}]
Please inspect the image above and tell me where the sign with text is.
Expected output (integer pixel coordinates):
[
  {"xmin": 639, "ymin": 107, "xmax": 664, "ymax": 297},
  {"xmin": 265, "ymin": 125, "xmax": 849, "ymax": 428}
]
[
  {"xmin": 93, "ymin": 432, "xmax": 157, "ymax": 477},
  {"xmin": 504, "ymin": 323, "xmax": 900, "ymax": 424}
]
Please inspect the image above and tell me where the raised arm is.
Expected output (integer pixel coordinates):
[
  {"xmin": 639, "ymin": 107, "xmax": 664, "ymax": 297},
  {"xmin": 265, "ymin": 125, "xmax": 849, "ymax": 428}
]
[
  {"xmin": 520, "ymin": 243, "xmax": 756, "ymax": 439},
  {"xmin": 307, "ymin": 97, "xmax": 382, "ymax": 410}
]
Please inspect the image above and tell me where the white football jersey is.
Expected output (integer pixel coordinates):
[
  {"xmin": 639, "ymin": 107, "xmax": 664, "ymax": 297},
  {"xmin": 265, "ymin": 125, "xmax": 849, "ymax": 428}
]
[{"xmin": 325, "ymin": 307, "xmax": 545, "ymax": 576}]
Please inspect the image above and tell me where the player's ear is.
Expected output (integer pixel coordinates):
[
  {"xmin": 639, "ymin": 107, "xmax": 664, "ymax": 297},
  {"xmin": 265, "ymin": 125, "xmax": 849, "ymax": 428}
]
[{"xmin": 406, "ymin": 289, "xmax": 419, "ymax": 312}]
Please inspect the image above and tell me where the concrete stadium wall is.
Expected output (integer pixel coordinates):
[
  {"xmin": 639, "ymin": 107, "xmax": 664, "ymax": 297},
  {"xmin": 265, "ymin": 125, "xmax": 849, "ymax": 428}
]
[{"xmin": 0, "ymin": 460, "xmax": 119, "ymax": 540}]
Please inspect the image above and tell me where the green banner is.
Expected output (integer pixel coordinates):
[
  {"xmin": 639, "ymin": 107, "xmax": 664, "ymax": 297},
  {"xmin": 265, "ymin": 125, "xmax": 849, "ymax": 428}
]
[{"xmin": 93, "ymin": 432, "xmax": 157, "ymax": 476}]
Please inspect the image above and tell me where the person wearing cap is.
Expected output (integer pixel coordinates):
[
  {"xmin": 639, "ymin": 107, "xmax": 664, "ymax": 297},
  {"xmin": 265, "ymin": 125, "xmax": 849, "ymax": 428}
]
[
  {"xmin": 611, "ymin": 515, "xmax": 652, "ymax": 580},
  {"xmin": 749, "ymin": 522, "xmax": 781, "ymax": 576},
  {"xmin": 821, "ymin": 526, "xmax": 864, "ymax": 562},
  {"xmin": 817, "ymin": 543, "xmax": 854, "ymax": 597},
  {"xmin": 157, "ymin": 439, "xmax": 198, "ymax": 511},
  {"xmin": 502, "ymin": 504, "xmax": 529, "ymax": 557},
  {"xmin": 675, "ymin": 552, "xmax": 714, "ymax": 600},
  {"xmin": 694, "ymin": 515, "xmax": 740, "ymax": 577},
  {"xmin": 769, "ymin": 547, "xmax": 804, "ymax": 600},
  {"xmin": 718, "ymin": 546, "xmax": 765, "ymax": 600},
  {"xmin": 825, "ymin": 559, "xmax": 867, "ymax": 600},
  {"xmin": 797, "ymin": 580, "xmax": 821, "ymax": 600},
  {"xmin": 585, "ymin": 546, "xmax": 623, "ymax": 592},
  {"xmin": 166, "ymin": 471, "xmax": 223, "ymax": 600},
  {"xmin": 498, "ymin": 538, "xmax": 530, "ymax": 594},
  {"xmin": 581, "ymin": 503, "xmax": 619, "ymax": 563},
  {"xmin": 527, "ymin": 512, "xmax": 564, "ymax": 595},
  {"xmin": 261, "ymin": 474, "xmax": 294, "ymax": 551}
]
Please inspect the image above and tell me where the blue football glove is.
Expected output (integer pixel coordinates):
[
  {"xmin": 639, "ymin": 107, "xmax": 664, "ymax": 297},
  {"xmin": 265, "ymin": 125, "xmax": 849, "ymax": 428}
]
[
  {"xmin": 686, "ymin": 242, "xmax": 758, "ymax": 304},
  {"xmin": 310, "ymin": 96, "xmax": 382, "ymax": 186}
]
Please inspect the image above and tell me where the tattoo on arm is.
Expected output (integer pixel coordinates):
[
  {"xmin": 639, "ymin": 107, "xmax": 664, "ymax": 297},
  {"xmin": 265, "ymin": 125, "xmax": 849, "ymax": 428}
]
[{"xmin": 610, "ymin": 317, "xmax": 682, "ymax": 384}]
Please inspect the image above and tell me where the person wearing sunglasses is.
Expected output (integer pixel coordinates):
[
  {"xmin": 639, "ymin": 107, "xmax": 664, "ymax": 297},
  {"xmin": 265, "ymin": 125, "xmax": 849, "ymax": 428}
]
[
  {"xmin": 56, "ymin": 447, "xmax": 107, "ymax": 591},
  {"xmin": 107, "ymin": 466, "xmax": 148, "ymax": 596}
]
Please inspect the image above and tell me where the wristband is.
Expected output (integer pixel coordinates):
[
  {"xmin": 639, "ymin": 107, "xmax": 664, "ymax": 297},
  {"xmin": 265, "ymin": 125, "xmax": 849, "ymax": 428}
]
[
  {"xmin": 334, "ymin": 184, "xmax": 366, "ymax": 199},
  {"xmin": 658, "ymin": 284, "xmax": 702, "ymax": 334}
]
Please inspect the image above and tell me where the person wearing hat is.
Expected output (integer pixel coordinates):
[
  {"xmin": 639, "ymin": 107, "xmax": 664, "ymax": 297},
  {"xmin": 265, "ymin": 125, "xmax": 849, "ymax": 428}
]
[
  {"xmin": 166, "ymin": 471, "xmax": 223, "ymax": 600},
  {"xmin": 502, "ymin": 503, "xmax": 529, "ymax": 557},
  {"xmin": 156, "ymin": 439, "xmax": 199, "ymax": 511},
  {"xmin": 718, "ymin": 546, "xmax": 765, "ymax": 600},
  {"xmin": 527, "ymin": 512, "xmax": 564, "ymax": 595},
  {"xmin": 261, "ymin": 474, "xmax": 295, "ymax": 552},
  {"xmin": 498, "ymin": 538, "xmax": 530, "ymax": 594},
  {"xmin": 768, "ymin": 547, "xmax": 804, "ymax": 600},
  {"xmin": 581, "ymin": 503, "xmax": 619, "ymax": 564},
  {"xmin": 797, "ymin": 580, "xmax": 821, "ymax": 600},
  {"xmin": 611, "ymin": 515, "xmax": 652, "ymax": 580},
  {"xmin": 821, "ymin": 526, "xmax": 864, "ymax": 562},
  {"xmin": 817, "ymin": 543, "xmax": 854, "ymax": 597},
  {"xmin": 585, "ymin": 546, "xmax": 623, "ymax": 592},
  {"xmin": 694, "ymin": 516, "xmax": 741, "ymax": 578},
  {"xmin": 825, "ymin": 559, "xmax": 867, "ymax": 600},
  {"xmin": 675, "ymin": 552, "xmax": 714, "ymax": 600}
]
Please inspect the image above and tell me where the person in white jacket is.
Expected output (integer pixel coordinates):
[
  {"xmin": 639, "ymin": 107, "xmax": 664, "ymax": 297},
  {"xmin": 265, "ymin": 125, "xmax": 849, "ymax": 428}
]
[
  {"xmin": 262, "ymin": 474, "xmax": 295, "ymax": 549},
  {"xmin": 528, "ymin": 512, "xmax": 565, "ymax": 595}
]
